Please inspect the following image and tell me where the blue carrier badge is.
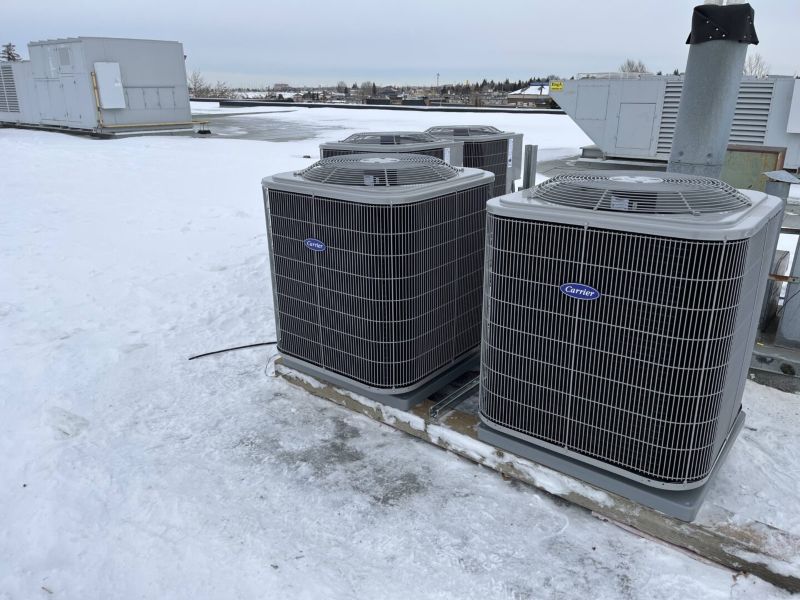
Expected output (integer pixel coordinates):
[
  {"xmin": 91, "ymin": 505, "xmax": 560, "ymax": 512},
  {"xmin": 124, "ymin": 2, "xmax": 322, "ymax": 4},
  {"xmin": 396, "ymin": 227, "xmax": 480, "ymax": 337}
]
[
  {"xmin": 304, "ymin": 238, "xmax": 326, "ymax": 252},
  {"xmin": 560, "ymin": 283, "xmax": 600, "ymax": 300}
]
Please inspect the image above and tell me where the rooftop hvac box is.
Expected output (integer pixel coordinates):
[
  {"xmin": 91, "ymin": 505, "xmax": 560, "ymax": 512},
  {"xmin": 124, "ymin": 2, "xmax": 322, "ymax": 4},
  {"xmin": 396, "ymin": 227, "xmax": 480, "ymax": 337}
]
[
  {"xmin": 426, "ymin": 126, "xmax": 523, "ymax": 197},
  {"xmin": 0, "ymin": 37, "xmax": 191, "ymax": 134},
  {"xmin": 477, "ymin": 171, "xmax": 783, "ymax": 521},
  {"xmin": 550, "ymin": 75, "xmax": 800, "ymax": 170},
  {"xmin": 263, "ymin": 154, "xmax": 494, "ymax": 409},
  {"xmin": 319, "ymin": 131, "xmax": 464, "ymax": 166}
]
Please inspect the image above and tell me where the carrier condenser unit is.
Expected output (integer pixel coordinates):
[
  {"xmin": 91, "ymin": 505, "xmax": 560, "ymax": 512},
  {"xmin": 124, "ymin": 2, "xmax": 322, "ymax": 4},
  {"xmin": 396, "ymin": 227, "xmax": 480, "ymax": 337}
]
[
  {"xmin": 263, "ymin": 154, "xmax": 494, "ymax": 409},
  {"xmin": 426, "ymin": 125, "xmax": 523, "ymax": 197},
  {"xmin": 478, "ymin": 172, "xmax": 782, "ymax": 520},
  {"xmin": 319, "ymin": 131, "xmax": 464, "ymax": 165}
]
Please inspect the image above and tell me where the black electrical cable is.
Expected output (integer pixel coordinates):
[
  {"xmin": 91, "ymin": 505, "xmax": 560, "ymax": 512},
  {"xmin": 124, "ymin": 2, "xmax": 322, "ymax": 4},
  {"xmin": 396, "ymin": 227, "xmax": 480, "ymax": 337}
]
[
  {"xmin": 188, "ymin": 341, "xmax": 277, "ymax": 361},
  {"xmin": 777, "ymin": 288, "xmax": 800, "ymax": 318}
]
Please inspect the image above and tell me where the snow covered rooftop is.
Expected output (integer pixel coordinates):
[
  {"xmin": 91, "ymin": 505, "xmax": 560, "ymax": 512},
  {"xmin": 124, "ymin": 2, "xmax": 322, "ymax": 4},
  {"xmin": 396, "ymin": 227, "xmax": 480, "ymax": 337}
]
[
  {"xmin": 1, "ymin": 106, "xmax": 797, "ymax": 598},
  {"xmin": 509, "ymin": 84, "xmax": 550, "ymax": 95}
]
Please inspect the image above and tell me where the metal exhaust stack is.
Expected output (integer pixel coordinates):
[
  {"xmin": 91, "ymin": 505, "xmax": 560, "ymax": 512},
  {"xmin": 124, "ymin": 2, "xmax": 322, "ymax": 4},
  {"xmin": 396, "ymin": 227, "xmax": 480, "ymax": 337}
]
[{"xmin": 667, "ymin": 1, "xmax": 758, "ymax": 178}]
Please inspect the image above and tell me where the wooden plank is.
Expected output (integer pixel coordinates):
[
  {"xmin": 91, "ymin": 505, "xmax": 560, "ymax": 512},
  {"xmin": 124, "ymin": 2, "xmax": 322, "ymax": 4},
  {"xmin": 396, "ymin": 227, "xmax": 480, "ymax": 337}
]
[{"xmin": 277, "ymin": 361, "xmax": 800, "ymax": 592}]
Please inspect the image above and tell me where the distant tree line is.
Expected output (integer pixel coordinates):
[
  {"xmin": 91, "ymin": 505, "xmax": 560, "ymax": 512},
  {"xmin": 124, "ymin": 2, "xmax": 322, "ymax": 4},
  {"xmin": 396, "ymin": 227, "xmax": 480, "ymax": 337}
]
[
  {"xmin": 743, "ymin": 51, "xmax": 769, "ymax": 77},
  {"xmin": 439, "ymin": 77, "xmax": 560, "ymax": 95},
  {"xmin": 187, "ymin": 54, "xmax": 773, "ymax": 101},
  {"xmin": 618, "ymin": 52, "xmax": 770, "ymax": 78},
  {"xmin": 619, "ymin": 58, "xmax": 649, "ymax": 73},
  {"xmin": 187, "ymin": 70, "xmax": 234, "ymax": 98}
]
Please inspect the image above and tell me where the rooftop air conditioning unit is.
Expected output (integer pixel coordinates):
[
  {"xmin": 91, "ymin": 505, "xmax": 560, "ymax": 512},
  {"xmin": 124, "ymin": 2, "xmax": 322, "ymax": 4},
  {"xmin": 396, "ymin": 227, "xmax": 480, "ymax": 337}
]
[
  {"xmin": 477, "ymin": 172, "xmax": 783, "ymax": 520},
  {"xmin": 263, "ymin": 154, "xmax": 494, "ymax": 409},
  {"xmin": 426, "ymin": 125, "xmax": 523, "ymax": 197},
  {"xmin": 319, "ymin": 131, "xmax": 464, "ymax": 166}
]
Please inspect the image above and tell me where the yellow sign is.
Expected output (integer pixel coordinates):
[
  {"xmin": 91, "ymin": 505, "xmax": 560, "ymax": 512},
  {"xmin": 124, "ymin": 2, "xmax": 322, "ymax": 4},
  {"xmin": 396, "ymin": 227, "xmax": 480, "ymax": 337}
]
[{"xmin": 550, "ymin": 81, "xmax": 564, "ymax": 91}]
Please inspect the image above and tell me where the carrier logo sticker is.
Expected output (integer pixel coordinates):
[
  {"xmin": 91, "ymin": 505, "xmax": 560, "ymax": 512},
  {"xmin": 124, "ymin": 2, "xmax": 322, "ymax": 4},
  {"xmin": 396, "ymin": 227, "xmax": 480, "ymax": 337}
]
[
  {"xmin": 560, "ymin": 283, "xmax": 600, "ymax": 300},
  {"xmin": 304, "ymin": 238, "xmax": 327, "ymax": 252},
  {"xmin": 609, "ymin": 175, "xmax": 663, "ymax": 184},
  {"xmin": 550, "ymin": 80, "xmax": 564, "ymax": 91}
]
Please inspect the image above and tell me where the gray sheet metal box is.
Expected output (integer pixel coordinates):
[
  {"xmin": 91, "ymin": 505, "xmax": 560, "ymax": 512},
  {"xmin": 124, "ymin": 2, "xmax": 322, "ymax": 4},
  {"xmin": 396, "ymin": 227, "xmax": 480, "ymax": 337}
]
[
  {"xmin": 551, "ymin": 75, "xmax": 800, "ymax": 169},
  {"xmin": 0, "ymin": 36, "xmax": 191, "ymax": 133}
]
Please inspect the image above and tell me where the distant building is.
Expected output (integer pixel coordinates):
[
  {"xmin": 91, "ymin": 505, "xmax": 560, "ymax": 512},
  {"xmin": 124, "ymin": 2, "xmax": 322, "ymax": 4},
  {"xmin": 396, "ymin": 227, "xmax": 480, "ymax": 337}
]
[
  {"xmin": 507, "ymin": 83, "xmax": 555, "ymax": 108},
  {"xmin": 273, "ymin": 83, "xmax": 289, "ymax": 91},
  {"xmin": 377, "ymin": 86, "xmax": 401, "ymax": 100}
]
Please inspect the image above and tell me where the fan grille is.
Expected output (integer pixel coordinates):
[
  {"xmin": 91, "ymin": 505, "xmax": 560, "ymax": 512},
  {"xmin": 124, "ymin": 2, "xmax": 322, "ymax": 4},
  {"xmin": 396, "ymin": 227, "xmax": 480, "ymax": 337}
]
[
  {"xmin": 297, "ymin": 154, "xmax": 460, "ymax": 187},
  {"xmin": 532, "ymin": 172, "xmax": 751, "ymax": 214},
  {"xmin": 341, "ymin": 131, "xmax": 440, "ymax": 145},
  {"xmin": 479, "ymin": 214, "xmax": 759, "ymax": 485},
  {"xmin": 321, "ymin": 147, "xmax": 445, "ymax": 160},
  {"xmin": 267, "ymin": 183, "xmax": 491, "ymax": 390},
  {"xmin": 427, "ymin": 125, "xmax": 503, "ymax": 137}
]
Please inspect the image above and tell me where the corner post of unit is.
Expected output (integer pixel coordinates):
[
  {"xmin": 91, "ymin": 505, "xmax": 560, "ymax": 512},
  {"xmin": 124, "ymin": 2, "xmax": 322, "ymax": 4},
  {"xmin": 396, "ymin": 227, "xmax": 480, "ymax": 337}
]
[{"xmin": 522, "ymin": 144, "xmax": 538, "ymax": 190}]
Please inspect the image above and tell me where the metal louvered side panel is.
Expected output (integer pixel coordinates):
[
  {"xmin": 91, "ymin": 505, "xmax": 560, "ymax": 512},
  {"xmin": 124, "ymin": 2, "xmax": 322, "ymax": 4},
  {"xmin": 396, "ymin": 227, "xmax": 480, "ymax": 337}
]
[
  {"xmin": 268, "ymin": 184, "xmax": 490, "ymax": 390},
  {"xmin": 656, "ymin": 81, "xmax": 682, "ymax": 157},
  {"xmin": 321, "ymin": 147, "xmax": 445, "ymax": 160},
  {"xmin": 730, "ymin": 81, "xmax": 773, "ymax": 145},
  {"xmin": 463, "ymin": 140, "xmax": 508, "ymax": 197},
  {"xmin": 321, "ymin": 148, "xmax": 357, "ymax": 158},
  {"xmin": 479, "ymin": 214, "xmax": 750, "ymax": 485},
  {"xmin": 0, "ymin": 64, "xmax": 20, "ymax": 113},
  {"xmin": 657, "ymin": 80, "xmax": 773, "ymax": 155}
]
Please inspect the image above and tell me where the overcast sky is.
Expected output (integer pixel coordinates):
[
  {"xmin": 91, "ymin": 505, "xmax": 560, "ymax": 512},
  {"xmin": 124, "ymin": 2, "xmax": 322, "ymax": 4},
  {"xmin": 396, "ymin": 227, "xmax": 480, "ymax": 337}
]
[{"xmin": 4, "ymin": 0, "xmax": 798, "ymax": 87}]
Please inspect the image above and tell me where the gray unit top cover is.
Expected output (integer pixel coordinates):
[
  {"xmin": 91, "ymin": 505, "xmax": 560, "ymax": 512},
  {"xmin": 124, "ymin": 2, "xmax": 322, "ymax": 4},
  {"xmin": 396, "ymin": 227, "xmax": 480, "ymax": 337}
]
[
  {"xmin": 492, "ymin": 171, "xmax": 783, "ymax": 240},
  {"xmin": 263, "ymin": 153, "xmax": 494, "ymax": 203}
]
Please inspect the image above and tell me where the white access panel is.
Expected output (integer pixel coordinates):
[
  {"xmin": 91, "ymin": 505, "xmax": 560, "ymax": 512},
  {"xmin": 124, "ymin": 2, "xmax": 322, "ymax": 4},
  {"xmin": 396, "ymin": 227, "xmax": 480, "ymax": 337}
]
[
  {"xmin": 94, "ymin": 62, "xmax": 126, "ymax": 109},
  {"xmin": 788, "ymin": 79, "xmax": 800, "ymax": 134}
]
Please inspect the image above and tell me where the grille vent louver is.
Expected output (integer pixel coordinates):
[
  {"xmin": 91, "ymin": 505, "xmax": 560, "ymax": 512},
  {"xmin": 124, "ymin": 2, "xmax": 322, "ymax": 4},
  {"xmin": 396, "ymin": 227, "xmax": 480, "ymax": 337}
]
[
  {"xmin": 266, "ymin": 181, "xmax": 492, "ymax": 391},
  {"xmin": 480, "ymin": 214, "xmax": 754, "ymax": 485},
  {"xmin": 321, "ymin": 147, "xmax": 444, "ymax": 160},
  {"xmin": 341, "ymin": 131, "xmax": 441, "ymax": 145},
  {"xmin": 320, "ymin": 131, "xmax": 451, "ymax": 162},
  {"xmin": 426, "ymin": 126, "xmax": 516, "ymax": 197},
  {"xmin": 729, "ymin": 80, "xmax": 773, "ymax": 145},
  {"xmin": 656, "ymin": 78, "xmax": 773, "ymax": 156},
  {"xmin": 427, "ymin": 125, "xmax": 503, "ymax": 137},
  {"xmin": 656, "ymin": 80, "xmax": 682, "ymax": 156},
  {"xmin": 298, "ymin": 154, "xmax": 459, "ymax": 187},
  {"xmin": 479, "ymin": 173, "xmax": 783, "ymax": 490},
  {"xmin": 0, "ymin": 64, "xmax": 20, "ymax": 113},
  {"xmin": 532, "ymin": 172, "xmax": 751, "ymax": 214}
]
